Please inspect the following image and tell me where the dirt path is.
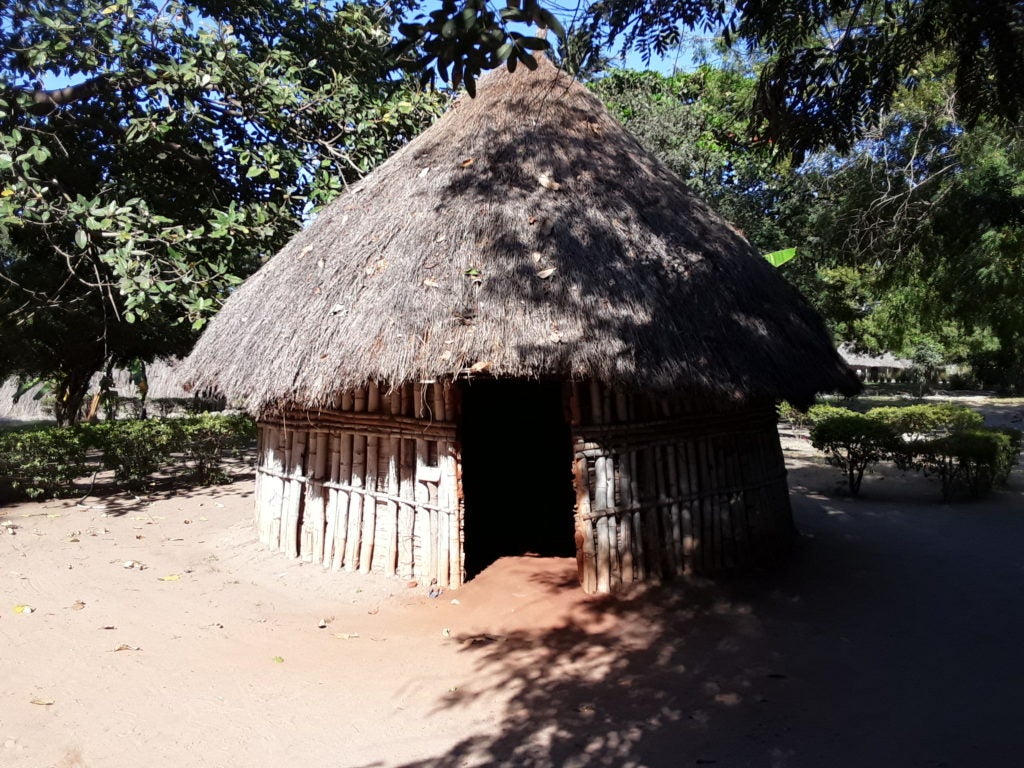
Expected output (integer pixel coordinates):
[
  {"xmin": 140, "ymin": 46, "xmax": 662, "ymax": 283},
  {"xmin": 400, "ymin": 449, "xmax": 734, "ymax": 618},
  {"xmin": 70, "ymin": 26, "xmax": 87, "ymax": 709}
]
[{"xmin": 2, "ymin": 432, "xmax": 1023, "ymax": 767}]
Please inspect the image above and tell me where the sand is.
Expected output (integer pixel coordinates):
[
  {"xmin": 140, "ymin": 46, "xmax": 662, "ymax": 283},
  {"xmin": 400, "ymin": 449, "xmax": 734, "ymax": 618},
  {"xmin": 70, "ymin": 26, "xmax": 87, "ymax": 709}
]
[{"xmin": 3, "ymin": 410, "xmax": 1023, "ymax": 767}]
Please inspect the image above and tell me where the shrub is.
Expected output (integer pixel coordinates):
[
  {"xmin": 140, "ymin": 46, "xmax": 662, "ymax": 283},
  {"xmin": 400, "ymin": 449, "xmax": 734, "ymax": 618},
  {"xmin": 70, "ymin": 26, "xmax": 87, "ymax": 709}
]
[
  {"xmin": 988, "ymin": 426, "xmax": 1022, "ymax": 485},
  {"xmin": 777, "ymin": 401, "xmax": 811, "ymax": 430},
  {"xmin": 866, "ymin": 403, "xmax": 983, "ymax": 435},
  {"xmin": 91, "ymin": 419, "xmax": 177, "ymax": 490},
  {"xmin": 917, "ymin": 429, "xmax": 1012, "ymax": 499},
  {"xmin": 807, "ymin": 404, "xmax": 855, "ymax": 426},
  {"xmin": 172, "ymin": 414, "xmax": 257, "ymax": 483},
  {"xmin": 0, "ymin": 425, "xmax": 91, "ymax": 498},
  {"xmin": 810, "ymin": 413, "xmax": 899, "ymax": 496}
]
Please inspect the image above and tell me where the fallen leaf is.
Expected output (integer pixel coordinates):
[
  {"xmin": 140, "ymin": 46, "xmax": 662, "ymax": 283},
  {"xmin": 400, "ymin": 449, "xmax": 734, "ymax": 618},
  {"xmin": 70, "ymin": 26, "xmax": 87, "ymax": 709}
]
[
  {"xmin": 158, "ymin": 574, "xmax": 181, "ymax": 582},
  {"xmin": 30, "ymin": 697, "xmax": 55, "ymax": 706},
  {"xmin": 536, "ymin": 267, "xmax": 557, "ymax": 279},
  {"xmin": 460, "ymin": 157, "xmax": 474, "ymax": 167},
  {"xmin": 13, "ymin": 604, "xmax": 34, "ymax": 614},
  {"xmin": 71, "ymin": 600, "xmax": 86, "ymax": 611},
  {"xmin": 112, "ymin": 644, "xmax": 141, "ymax": 652},
  {"xmin": 100, "ymin": 625, "xmax": 116, "ymax": 630},
  {"xmin": 537, "ymin": 172, "xmax": 561, "ymax": 191},
  {"xmin": 423, "ymin": 278, "xmax": 442, "ymax": 289},
  {"xmin": 441, "ymin": 628, "xmax": 451, "ymax": 638},
  {"xmin": 468, "ymin": 361, "xmax": 492, "ymax": 373},
  {"xmin": 272, "ymin": 656, "xmax": 285, "ymax": 663}
]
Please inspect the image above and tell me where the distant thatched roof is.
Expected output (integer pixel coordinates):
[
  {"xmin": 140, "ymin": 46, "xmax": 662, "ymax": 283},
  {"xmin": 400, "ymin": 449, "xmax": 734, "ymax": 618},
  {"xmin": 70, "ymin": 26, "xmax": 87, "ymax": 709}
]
[
  {"xmin": 838, "ymin": 344, "xmax": 912, "ymax": 370},
  {"xmin": 182, "ymin": 57, "xmax": 859, "ymax": 413}
]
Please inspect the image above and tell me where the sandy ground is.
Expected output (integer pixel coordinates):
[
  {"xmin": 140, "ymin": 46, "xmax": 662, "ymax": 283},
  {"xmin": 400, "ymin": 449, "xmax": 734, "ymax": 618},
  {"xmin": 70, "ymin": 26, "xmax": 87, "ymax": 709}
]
[{"xmin": 3, "ymin": 403, "xmax": 1024, "ymax": 767}]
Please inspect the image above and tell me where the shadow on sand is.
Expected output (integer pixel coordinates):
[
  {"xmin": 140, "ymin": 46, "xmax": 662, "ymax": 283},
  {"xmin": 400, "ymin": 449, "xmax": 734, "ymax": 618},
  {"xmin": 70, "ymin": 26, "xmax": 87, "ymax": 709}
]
[{"xmin": 356, "ymin": 477, "xmax": 1024, "ymax": 767}]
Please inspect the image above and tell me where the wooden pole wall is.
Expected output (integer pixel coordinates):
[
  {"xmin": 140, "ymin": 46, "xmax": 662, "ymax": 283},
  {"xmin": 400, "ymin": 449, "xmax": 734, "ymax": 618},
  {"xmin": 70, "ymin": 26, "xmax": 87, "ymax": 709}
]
[
  {"xmin": 253, "ymin": 378, "xmax": 791, "ymax": 596},
  {"xmin": 570, "ymin": 381, "xmax": 793, "ymax": 594},
  {"xmin": 254, "ymin": 380, "xmax": 462, "ymax": 586}
]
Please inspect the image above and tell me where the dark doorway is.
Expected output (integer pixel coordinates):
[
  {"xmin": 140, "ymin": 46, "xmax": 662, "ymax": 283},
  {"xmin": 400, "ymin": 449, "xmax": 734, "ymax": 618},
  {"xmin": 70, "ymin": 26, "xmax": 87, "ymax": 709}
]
[{"xmin": 459, "ymin": 379, "xmax": 576, "ymax": 579}]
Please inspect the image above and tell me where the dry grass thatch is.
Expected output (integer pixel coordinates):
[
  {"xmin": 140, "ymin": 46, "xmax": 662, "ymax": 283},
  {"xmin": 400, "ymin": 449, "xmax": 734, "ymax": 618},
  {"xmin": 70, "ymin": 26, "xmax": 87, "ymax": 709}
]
[{"xmin": 182, "ymin": 57, "xmax": 859, "ymax": 413}]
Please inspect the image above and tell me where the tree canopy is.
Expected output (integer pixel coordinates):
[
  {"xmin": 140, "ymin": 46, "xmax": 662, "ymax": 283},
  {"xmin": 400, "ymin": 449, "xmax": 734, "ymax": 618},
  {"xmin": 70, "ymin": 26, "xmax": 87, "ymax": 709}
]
[
  {"xmin": 593, "ymin": 59, "xmax": 1024, "ymax": 389},
  {"xmin": 397, "ymin": 0, "xmax": 1024, "ymax": 160},
  {"xmin": 0, "ymin": 0, "xmax": 445, "ymax": 422}
]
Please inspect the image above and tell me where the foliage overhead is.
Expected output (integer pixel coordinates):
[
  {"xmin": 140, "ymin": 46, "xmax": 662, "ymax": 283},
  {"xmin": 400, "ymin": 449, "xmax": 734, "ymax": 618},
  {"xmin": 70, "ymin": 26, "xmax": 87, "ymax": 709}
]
[
  {"xmin": 0, "ymin": 0, "xmax": 445, "ymax": 423},
  {"xmin": 397, "ymin": 0, "xmax": 1024, "ymax": 159}
]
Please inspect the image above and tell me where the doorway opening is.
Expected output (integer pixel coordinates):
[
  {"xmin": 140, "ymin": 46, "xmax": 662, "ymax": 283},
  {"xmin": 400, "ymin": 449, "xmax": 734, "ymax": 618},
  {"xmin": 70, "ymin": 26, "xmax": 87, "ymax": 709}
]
[{"xmin": 459, "ymin": 379, "xmax": 576, "ymax": 580}]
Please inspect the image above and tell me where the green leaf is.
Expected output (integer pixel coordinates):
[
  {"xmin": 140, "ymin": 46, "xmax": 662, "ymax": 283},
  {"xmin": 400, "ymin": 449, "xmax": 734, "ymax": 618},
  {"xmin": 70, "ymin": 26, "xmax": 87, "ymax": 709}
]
[
  {"xmin": 763, "ymin": 247, "xmax": 797, "ymax": 268},
  {"xmin": 74, "ymin": 229, "xmax": 88, "ymax": 250}
]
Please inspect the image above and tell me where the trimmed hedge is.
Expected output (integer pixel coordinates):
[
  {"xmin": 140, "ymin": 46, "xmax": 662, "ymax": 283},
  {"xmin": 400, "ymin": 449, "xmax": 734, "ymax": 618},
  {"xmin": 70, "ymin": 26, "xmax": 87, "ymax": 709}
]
[
  {"xmin": 0, "ymin": 414, "xmax": 255, "ymax": 498},
  {"xmin": 810, "ymin": 413, "xmax": 898, "ymax": 496},
  {"xmin": 807, "ymin": 402, "xmax": 1021, "ymax": 499},
  {"xmin": 0, "ymin": 425, "xmax": 91, "ymax": 499}
]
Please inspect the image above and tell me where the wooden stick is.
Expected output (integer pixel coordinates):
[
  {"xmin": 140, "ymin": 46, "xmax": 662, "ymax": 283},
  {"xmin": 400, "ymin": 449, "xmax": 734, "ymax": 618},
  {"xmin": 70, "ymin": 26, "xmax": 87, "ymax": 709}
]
[
  {"xmin": 640, "ymin": 446, "xmax": 662, "ymax": 580},
  {"xmin": 589, "ymin": 380, "xmax": 603, "ymax": 425},
  {"xmin": 569, "ymin": 382, "xmax": 582, "ymax": 426},
  {"xmin": 442, "ymin": 444, "xmax": 461, "ymax": 588},
  {"xmin": 630, "ymin": 450, "xmax": 645, "ymax": 583},
  {"xmin": 398, "ymin": 438, "xmax": 415, "ymax": 578},
  {"xmin": 573, "ymin": 454, "xmax": 596, "ymax": 593},
  {"xmin": 283, "ymin": 429, "xmax": 306, "ymax": 559},
  {"xmin": 665, "ymin": 444, "xmax": 683, "ymax": 575},
  {"xmin": 345, "ymin": 428, "xmax": 366, "ymax": 572},
  {"xmin": 417, "ymin": 439, "xmax": 436, "ymax": 584},
  {"xmin": 442, "ymin": 383, "xmax": 456, "ymax": 423},
  {"xmin": 331, "ymin": 433, "xmax": 353, "ymax": 570},
  {"xmin": 382, "ymin": 391, "xmax": 402, "ymax": 575},
  {"xmin": 618, "ymin": 448, "xmax": 634, "ymax": 584},
  {"xmin": 322, "ymin": 433, "xmax": 342, "ymax": 568},
  {"xmin": 359, "ymin": 430, "xmax": 379, "ymax": 573},
  {"xmin": 304, "ymin": 430, "xmax": 329, "ymax": 564}
]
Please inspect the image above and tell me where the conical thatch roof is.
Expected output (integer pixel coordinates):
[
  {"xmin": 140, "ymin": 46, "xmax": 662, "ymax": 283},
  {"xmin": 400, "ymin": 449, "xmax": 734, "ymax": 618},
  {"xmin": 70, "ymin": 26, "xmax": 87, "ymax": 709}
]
[{"xmin": 182, "ymin": 57, "xmax": 859, "ymax": 412}]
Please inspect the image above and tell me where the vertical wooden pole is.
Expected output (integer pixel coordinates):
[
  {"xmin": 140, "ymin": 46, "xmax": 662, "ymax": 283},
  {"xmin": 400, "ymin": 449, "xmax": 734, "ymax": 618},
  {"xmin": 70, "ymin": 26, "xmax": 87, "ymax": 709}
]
[
  {"xmin": 283, "ymin": 429, "xmax": 306, "ymax": 560},
  {"xmin": 417, "ymin": 438, "xmax": 435, "ymax": 584},
  {"xmin": 442, "ymin": 443, "xmax": 461, "ymax": 588},
  {"xmin": 345, "ymin": 389, "xmax": 368, "ymax": 570},
  {"xmin": 322, "ymin": 433, "xmax": 342, "ymax": 568},
  {"xmin": 383, "ymin": 390, "xmax": 402, "ymax": 576},
  {"xmin": 357, "ymin": 386, "xmax": 380, "ymax": 573},
  {"xmin": 594, "ymin": 453, "xmax": 611, "ymax": 593},
  {"xmin": 618, "ymin": 447, "xmax": 634, "ymax": 585},
  {"xmin": 303, "ymin": 430, "xmax": 329, "ymax": 564},
  {"xmin": 331, "ymin": 432, "xmax": 353, "ymax": 570},
  {"xmin": 398, "ymin": 437, "xmax": 415, "ymax": 578},
  {"xmin": 574, "ymin": 453, "xmax": 597, "ymax": 593}
]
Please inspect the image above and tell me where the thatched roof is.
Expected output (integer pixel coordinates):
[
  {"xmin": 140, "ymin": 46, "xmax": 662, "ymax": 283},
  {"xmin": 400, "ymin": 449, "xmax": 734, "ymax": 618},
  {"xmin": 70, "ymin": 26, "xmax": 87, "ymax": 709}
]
[
  {"xmin": 839, "ymin": 343, "xmax": 912, "ymax": 370},
  {"xmin": 182, "ymin": 57, "xmax": 859, "ymax": 413}
]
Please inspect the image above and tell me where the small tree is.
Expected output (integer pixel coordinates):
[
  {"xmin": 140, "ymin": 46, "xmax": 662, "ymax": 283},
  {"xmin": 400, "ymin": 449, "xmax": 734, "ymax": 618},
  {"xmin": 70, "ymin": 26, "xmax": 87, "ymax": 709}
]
[{"xmin": 810, "ymin": 412, "xmax": 898, "ymax": 496}]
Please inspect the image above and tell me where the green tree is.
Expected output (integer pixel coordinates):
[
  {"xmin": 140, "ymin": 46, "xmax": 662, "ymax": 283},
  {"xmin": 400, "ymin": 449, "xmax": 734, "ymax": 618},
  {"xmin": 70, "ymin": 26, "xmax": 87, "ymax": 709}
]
[
  {"xmin": 0, "ymin": 0, "xmax": 445, "ymax": 424},
  {"xmin": 396, "ymin": 0, "xmax": 1023, "ymax": 159}
]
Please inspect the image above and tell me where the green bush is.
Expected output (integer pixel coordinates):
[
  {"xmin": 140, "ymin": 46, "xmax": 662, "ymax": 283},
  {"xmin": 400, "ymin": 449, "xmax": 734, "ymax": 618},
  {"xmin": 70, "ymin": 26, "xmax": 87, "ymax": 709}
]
[
  {"xmin": 0, "ymin": 425, "xmax": 91, "ymax": 498},
  {"xmin": 917, "ymin": 429, "xmax": 1012, "ymax": 499},
  {"xmin": 810, "ymin": 413, "xmax": 899, "ymax": 496},
  {"xmin": 172, "ymin": 414, "xmax": 257, "ymax": 483},
  {"xmin": 866, "ymin": 403, "xmax": 983, "ymax": 435},
  {"xmin": 0, "ymin": 414, "xmax": 257, "ymax": 498},
  {"xmin": 92, "ymin": 419, "xmax": 178, "ymax": 490},
  {"xmin": 807, "ymin": 403, "xmax": 855, "ymax": 426},
  {"xmin": 988, "ymin": 426, "xmax": 1022, "ymax": 485}
]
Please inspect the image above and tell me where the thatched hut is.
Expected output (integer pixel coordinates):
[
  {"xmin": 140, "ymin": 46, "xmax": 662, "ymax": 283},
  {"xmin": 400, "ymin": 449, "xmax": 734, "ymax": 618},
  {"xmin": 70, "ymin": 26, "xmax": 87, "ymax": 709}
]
[{"xmin": 182, "ymin": 58, "xmax": 859, "ymax": 593}]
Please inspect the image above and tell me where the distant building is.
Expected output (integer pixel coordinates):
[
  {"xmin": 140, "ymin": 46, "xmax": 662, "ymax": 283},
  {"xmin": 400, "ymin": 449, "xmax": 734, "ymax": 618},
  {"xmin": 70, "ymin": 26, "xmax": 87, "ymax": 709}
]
[{"xmin": 838, "ymin": 344, "xmax": 913, "ymax": 383}]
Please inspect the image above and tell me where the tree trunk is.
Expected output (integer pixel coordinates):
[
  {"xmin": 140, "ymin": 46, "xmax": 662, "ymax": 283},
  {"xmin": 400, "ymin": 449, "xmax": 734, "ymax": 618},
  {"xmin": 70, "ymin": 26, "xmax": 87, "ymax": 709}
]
[{"xmin": 52, "ymin": 369, "xmax": 95, "ymax": 426}]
